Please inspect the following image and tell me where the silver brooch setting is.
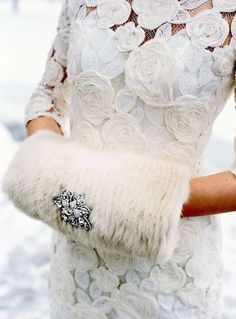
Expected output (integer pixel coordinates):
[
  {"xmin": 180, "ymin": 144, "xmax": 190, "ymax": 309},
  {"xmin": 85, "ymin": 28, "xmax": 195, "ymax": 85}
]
[{"xmin": 52, "ymin": 188, "xmax": 93, "ymax": 231}]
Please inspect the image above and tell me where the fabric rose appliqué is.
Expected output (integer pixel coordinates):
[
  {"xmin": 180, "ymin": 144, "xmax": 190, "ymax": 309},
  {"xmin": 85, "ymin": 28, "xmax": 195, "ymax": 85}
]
[
  {"xmin": 140, "ymin": 261, "xmax": 186, "ymax": 294},
  {"xmin": 212, "ymin": 45, "xmax": 236, "ymax": 76},
  {"xmin": 111, "ymin": 283, "xmax": 159, "ymax": 318},
  {"xmin": 132, "ymin": 0, "xmax": 180, "ymax": 30},
  {"xmin": 79, "ymin": 20, "xmax": 127, "ymax": 79},
  {"xmin": 124, "ymin": 38, "xmax": 177, "ymax": 107},
  {"xmin": 99, "ymin": 250, "xmax": 135, "ymax": 275},
  {"xmin": 72, "ymin": 244, "xmax": 99, "ymax": 272},
  {"xmin": 102, "ymin": 113, "xmax": 146, "ymax": 150},
  {"xmin": 115, "ymin": 21, "xmax": 145, "ymax": 52},
  {"xmin": 186, "ymin": 8, "xmax": 229, "ymax": 48},
  {"xmin": 91, "ymin": 266, "xmax": 119, "ymax": 292},
  {"xmin": 71, "ymin": 120, "xmax": 103, "ymax": 149},
  {"xmin": 185, "ymin": 248, "xmax": 223, "ymax": 290},
  {"xmin": 72, "ymin": 70, "xmax": 115, "ymax": 125},
  {"xmin": 164, "ymin": 96, "xmax": 210, "ymax": 145},
  {"xmin": 97, "ymin": 0, "xmax": 131, "ymax": 29}
]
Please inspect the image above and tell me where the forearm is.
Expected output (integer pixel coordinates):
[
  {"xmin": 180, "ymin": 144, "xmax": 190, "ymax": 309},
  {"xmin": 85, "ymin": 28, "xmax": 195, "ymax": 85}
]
[
  {"xmin": 26, "ymin": 115, "xmax": 63, "ymax": 137},
  {"xmin": 182, "ymin": 171, "xmax": 236, "ymax": 217}
]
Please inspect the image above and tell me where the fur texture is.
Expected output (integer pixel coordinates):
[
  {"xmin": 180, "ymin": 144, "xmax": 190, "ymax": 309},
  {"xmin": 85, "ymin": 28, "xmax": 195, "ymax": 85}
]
[{"xmin": 2, "ymin": 130, "xmax": 191, "ymax": 265}]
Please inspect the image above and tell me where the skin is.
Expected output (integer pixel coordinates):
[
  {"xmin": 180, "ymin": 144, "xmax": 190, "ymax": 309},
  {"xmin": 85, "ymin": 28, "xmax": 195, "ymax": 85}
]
[{"xmin": 26, "ymin": 116, "xmax": 236, "ymax": 218}]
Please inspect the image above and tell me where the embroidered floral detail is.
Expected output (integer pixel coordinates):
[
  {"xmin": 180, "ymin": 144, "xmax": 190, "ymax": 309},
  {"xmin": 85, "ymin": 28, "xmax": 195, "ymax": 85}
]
[
  {"xmin": 140, "ymin": 261, "xmax": 186, "ymax": 294},
  {"xmin": 132, "ymin": 0, "xmax": 180, "ymax": 30},
  {"xmin": 73, "ymin": 245, "xmax": 99, "ymax": 272},
  {"xmin": 79, "ymin": 21, "xmax": 127, "ymax": 79},
  {"xmin": 99, "ymin": 250, "xmax": 135, "ymax": 275},
  {"xmin": 177, "ymin": 283, "xmax": 206, "ymax": 307},
  {"xmin": 97, "ymin": 0, "xmax": 131, "ymax": 29},
  {"xmin": 111, "ymin": 283, "xmax": 160, "ymax": 318},
  {"xmin": 186, "ymin": 8, "xmax": 229, "ymax": 48},
  {"xmin": 72, "ymin": 70, "xmax": 115, "ymax": 125},
  {"xmin": 171, "ymin": 219, "xmax": 203, "ymax": 266},
  {"xmin": 212, "ymin": 45, "xmax": 236, "ymax": 76},
  {"xmin": 125, "ymin": 38, "xmax": 177, "ymax": 107},
  {"xmin": 164, "ymin": 96, "xmax": 210, "ymax": 144},
  {"xmin": 71, "ymin": 120, "xmax": 103, "ymax": 149},
  {"xmin": 91, "ymin": 266, "xmax": 119, "ymax": 292},
  {"xmin": 143, "ymin": 125, "xmax": 174, "ymax": 154},
  {"xmin": 115, "ymin": 21, "xmax": 145, "ymax": 52},
  {"xmin": 101, "ymin": 113, "xmax": 146, "ymax": 150},
  {"xmin": 185, "ymin": 248, "xmax": 224, "ymax": 289}
]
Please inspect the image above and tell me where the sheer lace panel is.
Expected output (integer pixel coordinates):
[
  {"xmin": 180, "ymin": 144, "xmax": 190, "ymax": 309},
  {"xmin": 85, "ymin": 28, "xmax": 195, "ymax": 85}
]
[
  {"xmin": 85, "ymin": 0, "xmax": 236, "ymax": 52},
  {"xmin": 24, "ymin": 0, "xmax": 71, "ymax": 135}
]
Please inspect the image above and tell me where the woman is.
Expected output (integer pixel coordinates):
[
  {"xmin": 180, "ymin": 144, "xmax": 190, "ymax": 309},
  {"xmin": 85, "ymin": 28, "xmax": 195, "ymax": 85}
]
[{"xmin": 7, "ymin": 0, "xmax": 236, "ymax": 318}]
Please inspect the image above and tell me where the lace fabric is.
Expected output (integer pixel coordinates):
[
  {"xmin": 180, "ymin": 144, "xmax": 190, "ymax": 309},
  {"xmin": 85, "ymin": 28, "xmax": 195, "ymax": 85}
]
[
  {"xmin": 24, "ymin": 0, "xmax": 236, "ymax": 139},
  {"xmin": 24, "ymin": 0, "xmax": 71, "ymax": 136},
  {"xmin": 85, "ymin": 0, "xmax": 235, "ymax": 51}
]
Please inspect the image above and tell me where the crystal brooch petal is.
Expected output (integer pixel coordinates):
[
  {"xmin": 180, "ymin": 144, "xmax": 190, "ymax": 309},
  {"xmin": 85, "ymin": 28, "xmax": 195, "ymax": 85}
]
[{"xmin": 52, "ymin": 188, "xmax": 93, "ymax": 231}]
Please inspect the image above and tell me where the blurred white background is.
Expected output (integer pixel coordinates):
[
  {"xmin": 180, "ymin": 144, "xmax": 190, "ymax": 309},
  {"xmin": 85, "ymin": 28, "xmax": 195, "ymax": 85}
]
[{"xmin": 0, "ymin": 0, "xmax": 236, "ymax": 318}]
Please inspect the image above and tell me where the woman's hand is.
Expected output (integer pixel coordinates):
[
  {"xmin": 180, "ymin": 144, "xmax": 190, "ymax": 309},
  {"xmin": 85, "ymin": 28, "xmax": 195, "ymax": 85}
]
[
  {"xmin": 182, "ymin": 171, "xmax": 236, "ymax": 217},
  {"xmin": 26, "ymin": 115, "xmax": 63, "ymax": 137}
]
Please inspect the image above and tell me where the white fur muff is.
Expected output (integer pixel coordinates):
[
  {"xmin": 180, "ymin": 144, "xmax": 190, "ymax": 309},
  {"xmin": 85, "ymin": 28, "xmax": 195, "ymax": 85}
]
[{"xmin": 1, "ymin": 129, "xmax": 191, "ymax": 265}]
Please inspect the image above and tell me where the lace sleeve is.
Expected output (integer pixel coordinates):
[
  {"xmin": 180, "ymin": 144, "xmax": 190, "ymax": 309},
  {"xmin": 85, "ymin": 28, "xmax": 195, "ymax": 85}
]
[{"xmin": 24, "ymin": 0, "xmax": 71, "ymax": 136}]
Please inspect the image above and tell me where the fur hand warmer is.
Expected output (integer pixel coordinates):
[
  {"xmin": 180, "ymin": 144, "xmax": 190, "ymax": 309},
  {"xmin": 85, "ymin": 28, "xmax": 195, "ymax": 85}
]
[{"xmin": 2, "ymin": 130, "xmax": 191, "ymax": 265}]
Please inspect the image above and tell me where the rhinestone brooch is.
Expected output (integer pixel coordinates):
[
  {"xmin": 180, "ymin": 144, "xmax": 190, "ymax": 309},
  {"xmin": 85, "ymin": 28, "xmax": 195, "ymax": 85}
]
[{"xmin": 52, "ymin": 188, "xmax": 93, "ymax": 231}]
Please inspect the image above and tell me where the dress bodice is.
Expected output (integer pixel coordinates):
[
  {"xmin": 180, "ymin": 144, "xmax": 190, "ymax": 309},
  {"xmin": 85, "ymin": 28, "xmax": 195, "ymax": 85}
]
[{"xmin": 25, "ymin": 0, "xmax": 236, "ymax": 175}]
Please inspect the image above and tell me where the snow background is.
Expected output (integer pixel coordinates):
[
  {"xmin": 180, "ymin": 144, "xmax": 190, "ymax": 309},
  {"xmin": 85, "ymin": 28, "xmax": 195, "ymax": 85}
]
[{"xmin": 0, "ymin": 0, "xmax": 236, "ymax": 318}]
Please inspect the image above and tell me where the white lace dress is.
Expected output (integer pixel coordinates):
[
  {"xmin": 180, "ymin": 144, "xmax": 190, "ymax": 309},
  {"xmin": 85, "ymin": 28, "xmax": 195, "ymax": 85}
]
[{"xmin": 24, "ymin": 0, "xmax": 236, "ymax": 318}]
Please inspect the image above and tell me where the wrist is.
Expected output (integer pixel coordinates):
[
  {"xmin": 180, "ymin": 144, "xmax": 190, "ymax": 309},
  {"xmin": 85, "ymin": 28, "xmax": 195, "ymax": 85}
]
[{"xmin": 26, "ymin": 116, "xmax": 63, "ymax": 137}]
